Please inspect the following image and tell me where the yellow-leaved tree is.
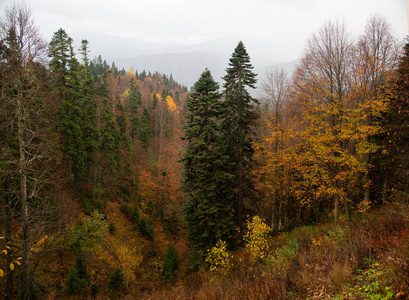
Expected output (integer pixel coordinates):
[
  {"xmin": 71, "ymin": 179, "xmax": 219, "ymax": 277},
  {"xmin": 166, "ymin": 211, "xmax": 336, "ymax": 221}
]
[
  {"xmin": 205, "ymin": 240, "xmax": 232, "ymax": 278},
  {"xmin": 165, "ymin": 95, "xmax": 177, "ymax": 112},
  {"xmin": 244, "ymin": 216, "xmax": 270, "ymax": 262}
]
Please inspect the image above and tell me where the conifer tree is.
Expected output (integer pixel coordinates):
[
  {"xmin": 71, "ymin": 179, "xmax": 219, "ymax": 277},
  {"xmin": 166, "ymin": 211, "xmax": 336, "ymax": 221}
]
[
  {"xmin": 139, "ymin": 107, "xmax": 151, "ymax": 148},
  {"xmin": 221, "ymin": 41, "xmax": 259, "ymax": 230},
  {"xmin": 48, "ymin": 28, "xmax": 70, "ymax": 91},
  {"xmin": 79, "ymin": 39, "xmax": 99, "ymax": 160},
  {"xmin": 128, "ymin": 78, "xmax": 141, "ymax": 138},
  {"xmin": 182, "ymin": 69, "xmax": 236, "ymax": 253},
  {"xmin": 162, "ymin": 244, "xmax": 179, "ymax": 282},
  {"xmin": 380, "ymin": 43, "xmax": 409, "ymax": 193},
  {"xmin": 49, "ymin": 30, "xmax": 87, "ymax": 181},
  {"xmin": 100, "ymin": 98, "xmax": 120, "ymax": 172}
]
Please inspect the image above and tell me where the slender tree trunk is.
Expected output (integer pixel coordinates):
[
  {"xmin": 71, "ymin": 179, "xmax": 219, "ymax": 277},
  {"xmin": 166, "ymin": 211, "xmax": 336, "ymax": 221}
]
[
  {"xmin": 237, "ymin": 147, "xmax": 244, "ymax": 231},
  {"xmin": 364, "ymin": 137, "xmax": 370, "ymax": 204},
  {"xmin": 271, "ymin": 194, "xmax": 275, "ymax": 232},
  {"xmin": 297, "ymin": 201, "xmax": 302, "ymax": 224},
  {"xmin": 364, "ymin": 173, "xmax": 370, "ymax": 203},
  {"xmin": 278, "ymin": 194, "xmax": 282, "ymax": 231},
  {"xmin": 281, "ymin": 158, "xmax": 287, "ymax": 228},
  {"xmin": 18, "ymin": 90, "xmax": 31, "ymax": 300},
  {"xmin": 271, "ymin": 199, "xmax": 276, "ymax": 232},
  {"xmin": 4, "ymin": 178, "xmax": 14, "ymax": 300},
  {"xmin": 271, "ymin": 135, "xmax": 278, "ymax": 232},
  {"xmin": 284, "ymin": 194, "xmax": 288, "ymax": 228},
  {"xmin": 344, "ymin": 180, "xmax": 350, "ymax": 222}
]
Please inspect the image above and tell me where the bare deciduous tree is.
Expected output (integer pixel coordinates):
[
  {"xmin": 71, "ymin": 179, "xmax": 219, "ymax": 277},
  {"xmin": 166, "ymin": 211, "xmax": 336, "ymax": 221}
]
[
  {"xmin": 260, "ymin": 67, "xmax": 291, "ymax": 231},
  {"xmin": 0, "ymin": 4, "xmax": 59, "ymax": 299},
  {"xmin": 356, "ymin": 15, "xmax": 400, "ymax": 204},
  {"xmin": 293, "ymin": 20, "xmax": 355, "ymax": 223}
]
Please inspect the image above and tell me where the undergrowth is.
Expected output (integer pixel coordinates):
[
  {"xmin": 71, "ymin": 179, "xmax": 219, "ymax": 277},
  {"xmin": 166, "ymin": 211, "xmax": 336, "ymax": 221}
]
[
  {"xmin": 145, "ymin": 202, "xmax": 409, "ymax": 299},
  {"xmin": 17, "ymin": 200, "xmax": 408, "ymax": 299}
]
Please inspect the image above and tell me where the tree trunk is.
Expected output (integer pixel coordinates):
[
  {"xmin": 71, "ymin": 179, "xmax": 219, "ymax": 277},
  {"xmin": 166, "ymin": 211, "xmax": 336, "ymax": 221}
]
[
  {"xmin": 344, "ymin": 180, "xmax": 351, "ymax": 222},
  {"xmin": 278, "ymin": 194, "xmax": 282, "ymax": 231},
  {"xmin": 270, "ymin": 194, "xmax": 275, "ymax": 232},
  {"xmin": 297, "ymin": 201, "xmax": 302, "ymax": 224},
  {"xmin": 4, "ymin": 178, "xmax": 14, "ymax": 300},
  {"xmin": 334, "ymin": 196, "xmax": 339, "ymax": 224},
  {"xmin": 237, "ymin": 150, "xmax": 244, "ymax": 231},
  {"xmin": 18, "ymin": 91, "xmax": 31, "ymax": 300}
]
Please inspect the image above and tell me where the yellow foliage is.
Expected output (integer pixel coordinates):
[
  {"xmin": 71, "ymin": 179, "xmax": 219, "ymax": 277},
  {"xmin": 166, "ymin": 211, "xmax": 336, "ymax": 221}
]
[
  {"xmin": 116, "ymin": 245, "xmax": 143, "ymax": 284},
  {"xmin": 244, "ymin": 216, "xmax": 270, "ymax": 262},
  {"xmin": 31, "ymin": 234, "xmax": 53, "ymax": 253},
  {"xmin": 129, "ymin": 66, "xmax": 135, "ymax": 76},
  {"xmin": 0, "ymin": 238, "xmax": 21, "ymax": 276},
  {"xmin": 205, "ymin": 240, "xmax": 232, "ymax": 278},
  {"xmin": 358, "ymin": 200, "xmax": 371, "ymax": 214},
  {"xmin": 166, "ymin": 95, "xmax": 177, "ymax": 112}
]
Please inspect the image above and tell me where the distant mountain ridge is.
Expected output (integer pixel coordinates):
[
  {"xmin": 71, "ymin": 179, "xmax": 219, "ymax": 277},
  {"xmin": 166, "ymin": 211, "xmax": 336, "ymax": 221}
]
[
  {"xmin": 70, "ymin": 31, "xmax": 299, "ymax": 92},
  {"xmin": 106, "ymin": 52, "xmax": 299, "ymax": 93}
]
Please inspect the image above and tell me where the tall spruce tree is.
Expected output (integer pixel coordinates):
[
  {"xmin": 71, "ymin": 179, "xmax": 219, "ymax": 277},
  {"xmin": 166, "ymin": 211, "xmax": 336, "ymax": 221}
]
[
  {"xmin": 128, "ymin": 78, "xmax": 141, "ymax": 138},
  {"xmin": 100, "ymin": 98, "xmax": 120, "ymax": 173},
  {"xmin": 182, "ymin": 69, "xmax": 236, "ymax": 253},
  {"xmin": 79, "ymin": 39, "xmax": 99, "ymax": 160},
  {"xmin": 48, "ymin": 28, "xmax": 70, "ymax": 92},
  {"xmin": 139, "ymin": 107, "xmax": 151, "ymax": 148},
  {"xmin": 221, "ymin": 41, "xmax": 259, "ymax": 230},
  {"xmin": 48, "ymin": 29, "xmax": 87, "ymax": 181}
]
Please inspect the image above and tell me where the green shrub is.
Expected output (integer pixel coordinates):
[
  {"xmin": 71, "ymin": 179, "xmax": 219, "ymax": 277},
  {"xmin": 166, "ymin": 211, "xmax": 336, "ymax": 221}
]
[
  {"xmin": 65, "ymin": 249, "xmax": 89, "ymax": 295},
  {"xmin": 109, "ymin": 268, "xmax": 124, "ymax": 290},
  {"xmin": 267, "ymin": 239, "xmax": 298, "ymax": 272},
  {"xmin": 162, "ymin": 244, "xmax": 179, "ymax": 282},
  {"xmin": 162, "ymin": 213, "xmax": 181, "ymax": 234},
  {"xmin": 120, "ymin": 203, "xmax": 140, "ymax": 223},
  {"xmin": 121, "ymin": 192, "xmax": 130, "ymax": 203},
  {"xmin": 109, "ymin": 222, "xmax": 115, "ymax": 234},
  {"xmin": 81, "ymin": 196, "xmax": 106, "ymax": 216},
  {"xmin": 139, "ymin": 217, "xmax": 155, "ymax": 240},
  {"xmin": 90, "ymin": 283, "xmax": 99, "ymax": 297},
  {"xmin": 71, "ymin": 210, "xmax": 109, "ymax": 253}
]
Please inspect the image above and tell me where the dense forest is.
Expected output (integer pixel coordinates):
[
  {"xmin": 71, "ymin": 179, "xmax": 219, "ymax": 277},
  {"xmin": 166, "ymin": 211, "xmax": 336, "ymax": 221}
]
[{"xmin": 1, "ymin": 3, "xmax": 409, "ymax": 299}]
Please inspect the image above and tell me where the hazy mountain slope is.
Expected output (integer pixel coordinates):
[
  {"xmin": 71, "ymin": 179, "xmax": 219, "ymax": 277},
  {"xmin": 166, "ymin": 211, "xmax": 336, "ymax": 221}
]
[
  {"xmin": 109, "ymin": 52, "xmax": 230, "ymax": 89},
  {"xmin": 71, "ymin": 31, "xmax": 299, "ymax": 92},
  {"xmin": 106, "ymin": 52, "xmax": 297, "ymax": 92}
]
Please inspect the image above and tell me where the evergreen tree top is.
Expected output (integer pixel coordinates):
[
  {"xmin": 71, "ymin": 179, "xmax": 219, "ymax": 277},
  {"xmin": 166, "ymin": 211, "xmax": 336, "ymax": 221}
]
[
  {"xmin": 192, "ymin": 68, "xmax": 220, "ymax": 95},
  {"xmin": 223, "ymin": 41, "xmax": 257, "ymax": 90}
]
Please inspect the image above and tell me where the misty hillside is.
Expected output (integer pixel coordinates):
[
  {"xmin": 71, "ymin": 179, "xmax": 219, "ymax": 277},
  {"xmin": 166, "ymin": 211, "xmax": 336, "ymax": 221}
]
[
  {"xmin": 105, "ymin": 52, "xmax": 298, "ymax": 91},
  {"xmin": 72, "ymin": 31, "xmax": 299, "ymax": 90}
]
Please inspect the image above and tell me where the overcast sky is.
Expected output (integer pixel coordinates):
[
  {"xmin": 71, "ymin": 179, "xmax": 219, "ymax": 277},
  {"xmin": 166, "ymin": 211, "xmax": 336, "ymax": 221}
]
[{"xmin": 0, "ymin": 0, "xmax": 407, "ymax": 61}]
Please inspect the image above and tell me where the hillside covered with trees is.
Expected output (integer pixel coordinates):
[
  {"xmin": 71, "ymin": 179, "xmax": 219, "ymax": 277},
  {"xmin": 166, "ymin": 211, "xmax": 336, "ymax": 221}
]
[{"xmin": 1, "ymin": 3, "xmax": 409, "ymax": 299}]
